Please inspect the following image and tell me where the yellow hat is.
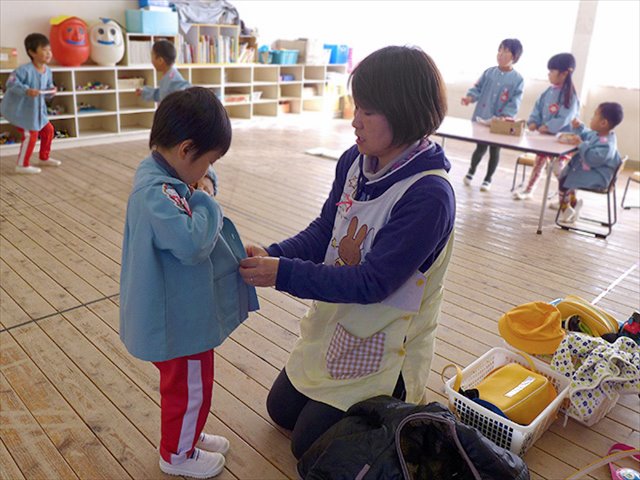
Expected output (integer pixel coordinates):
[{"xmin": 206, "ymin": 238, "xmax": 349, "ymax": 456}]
[{"xmin": 498, "ymin": 302, "xmax": 565, "ymax": 354}]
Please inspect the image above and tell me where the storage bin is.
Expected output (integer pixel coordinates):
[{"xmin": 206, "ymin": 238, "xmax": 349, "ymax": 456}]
[
  {"xmin": 117, "ymin": 77, "xmax": 145, "ymax": 89},
  {"xmin": 444, "ymin": 347, "xmax": 570, "ymax": 457},
  {"xmin": 323, "ymin": 44, "xmax": 348, "ymax": 64},
  {"xmin": 0, "ymin": 47, "xmax": 18, "ymax": 69},
  {"xmin": 271, "ymin": 50, "xmax": 299, "ymax": 65},
  {"xmin": 125, "ymin": 9, "xmax": 178, "ymax": 35}
]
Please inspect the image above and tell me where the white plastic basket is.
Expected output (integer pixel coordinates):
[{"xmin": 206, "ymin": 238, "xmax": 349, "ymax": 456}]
[{"xmin": 444, "ymin": 347, "xmax": 571, "ymax": 457}]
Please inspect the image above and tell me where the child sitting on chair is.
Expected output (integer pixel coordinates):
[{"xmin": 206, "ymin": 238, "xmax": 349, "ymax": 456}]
[{"xmin": 557, "ymin": 102, "xmax": 623, "ymax": 224}]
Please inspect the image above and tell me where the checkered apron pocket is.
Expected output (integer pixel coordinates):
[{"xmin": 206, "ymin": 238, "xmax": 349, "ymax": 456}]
[{"xmin": 326, "ymin": 323, "xmax": 386, "ymax": 379}]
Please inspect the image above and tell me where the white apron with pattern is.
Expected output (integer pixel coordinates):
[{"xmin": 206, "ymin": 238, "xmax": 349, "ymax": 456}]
[{"xmin": 285, "ymin": 158, "xmax": 454, "ymax": 411}]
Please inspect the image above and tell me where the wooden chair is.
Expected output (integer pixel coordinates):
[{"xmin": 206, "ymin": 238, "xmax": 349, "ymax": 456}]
[
  {"xmin": 621, "ymin": 171, "xmax": 640, "ymax": 209},
  {"xmin": 511, "ymin": 153, "xmax": 536, "ymax": 191},
  {"xmin": 555, "ymin": 156, "xmax": 628, "ymax": 239}
]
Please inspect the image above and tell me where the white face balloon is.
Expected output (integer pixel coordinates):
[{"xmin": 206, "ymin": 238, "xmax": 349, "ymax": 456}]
[{"xmin": 90, "ymin": 18, "xmax": 124, "ymax": 66}]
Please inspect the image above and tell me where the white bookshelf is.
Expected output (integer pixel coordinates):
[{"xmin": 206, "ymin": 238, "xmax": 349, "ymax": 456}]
[{"xmin": 0, "ymin": 61, "xmax": 347, "ymax": 152}]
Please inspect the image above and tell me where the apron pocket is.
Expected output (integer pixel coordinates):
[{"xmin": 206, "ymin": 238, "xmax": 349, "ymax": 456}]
[{"xmin": 326, "ymin": 323, "xmax": 385, "ymax": 379}]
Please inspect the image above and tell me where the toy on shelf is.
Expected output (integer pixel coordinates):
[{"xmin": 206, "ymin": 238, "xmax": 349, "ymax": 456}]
[
  {"xmin": 50, "ymin": 16, "xmax": 90, "ymax": 66},
  {"xmin": 77, "ymin": 102, "xmax": 102, "ymax": 112},
  {"xmin": 47, "ymin": 104, "xmax": 66, "ymax": 116},
  {"xmin": 76, "ymin": 81, "xmax": 111, "ymax": 91},
  {"xmin": 54, "ymin": 129, "xmax": 70, "ymax": 139},
  {"xmin": 53, "ymin": 82, "xmax": 66, "ymax": 92},
  {"xmin": 90, "ymin": 18, "xmax": 125, "ymax": 66},
  {"xmin": 0, "ymin": 131, "xmax": 18, "ymax": 144}
]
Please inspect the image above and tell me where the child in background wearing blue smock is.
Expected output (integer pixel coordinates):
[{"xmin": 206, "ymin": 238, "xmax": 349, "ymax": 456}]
[
  {"xmin": 461, "ymin": 38, "xmax": 524, "ymax": 191},
  {"xmin": 514, "ymin": 53, "xmax": 579, "ymax": 201},
  {"xmin": 557, "ymin": 102, "xmax": 623, "ymax": 224},
  {"xmin": 136, "ymin": 39, "xmax": 219, "ymax": 197},
  {"xmin": 120, "ymin": 88, "xmax": 236, "ymax": 479},
  {"xmin": 1, "ymin": 33, "xmax": 62, "ymax": 174}
]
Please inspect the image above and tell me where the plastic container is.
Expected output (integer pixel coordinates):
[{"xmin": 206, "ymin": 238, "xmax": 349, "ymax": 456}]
[
  {"xmin": 323, "ymin": 44, "xmax": 348, "ymax": 64},
  {"xmin": 444, "ymin": 347, "xmax": 570, "ymax": 457},
  {"xmin": 271, "ymin": 49, "xmax": 299, "ymax": 65},
  {"xmin": 125, "ymin": 9, "xmax": 178, "ymax": 35}
]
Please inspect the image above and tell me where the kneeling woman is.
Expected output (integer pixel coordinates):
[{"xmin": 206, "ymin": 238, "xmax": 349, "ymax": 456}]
[{"xmin": 240, "ymin": 45, "xmax": 456, "ymax": 459}]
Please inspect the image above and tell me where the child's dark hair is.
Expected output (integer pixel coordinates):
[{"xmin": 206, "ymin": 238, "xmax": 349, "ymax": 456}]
[
  {"xmin": 598, "ymin": 102, "xmax": 624, "ymax": 129},
  {"xmin": 349, "ymin": 45, "xmax": 447, "ymax": 146},
  {"xmin": 152, "ymin": 40, "xmax": 177, "ymax": 66},
  {"xmin": 499, "ymin": 38, "xmax": 523, "ymax": 63},
  {"xmin": 24, "ymin": 33, "xmax": 50, "ymax": 60},
  {"xmin": 548, "ymin": 53, "xmax": 577, "ymax": 109},
  {"xmin": 149, "ymin": 87, "xmax": 231, "ymax": 159}
]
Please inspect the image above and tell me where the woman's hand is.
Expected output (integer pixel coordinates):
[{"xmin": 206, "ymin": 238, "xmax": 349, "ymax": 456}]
[
  {"xmin": 571, "ymin": 118, "xmax": 582, "ymax": 129},
  {"xmin": 239, "ymin": 256, "xmax": 279, "ymax": 287},
  {"xmin": 538, "ymin": 125, "xmax": 549, "ymax": 134},
  {"xmin": 528, "ymin": 122, "xmax": 537, "ymax": 131},
  {"xmin": 245, "ymin": 244, "xmax": 268, "ymax": 257}
]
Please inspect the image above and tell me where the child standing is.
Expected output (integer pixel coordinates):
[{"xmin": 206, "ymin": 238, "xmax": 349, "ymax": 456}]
[
  {"xmin": 120, "ymin": 88, "xmax": 243, "ymax": 478},
  {"xmin": 1, "ymin": 33, "xmax": 61, "ymax": 174},
  {"xmin": 461, "ymin": 38, "xmax": 524, "ymax": 191},
  {"xmin": 136, "ymin": 39, "xmax": 190, "ymax": 103},
  {"xmin": 557, "ymin": 102, "xmax": 623, "ymax": 223},
  {"xmin": 136, "ymin": 39, "xmax": 219, "ymax": 197},
  {"xmin": 514, "ymin": 53, "xmax": 579, "ymax": 200}
]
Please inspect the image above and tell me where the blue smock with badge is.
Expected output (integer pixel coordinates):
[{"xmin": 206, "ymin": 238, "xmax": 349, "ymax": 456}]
[{"xmin": 0, "ymin": 62, "xmax": 54, "ymax": 131}]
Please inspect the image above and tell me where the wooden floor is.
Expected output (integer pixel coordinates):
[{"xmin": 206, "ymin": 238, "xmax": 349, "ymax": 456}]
[{"xmin": 1, "ymin": 114, "xmax": 638, "ymax": 480}]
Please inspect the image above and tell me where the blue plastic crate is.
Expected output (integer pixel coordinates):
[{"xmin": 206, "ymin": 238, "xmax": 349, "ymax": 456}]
[
  {"xmin": 324, "ymin": 44, "xmax": 348, "ymax": 64},
  {"xmin": 125, "ymin": 9, "xmax": 178, "ymax": 35},
  {"xmin": 271, "ymin": 50, "xmax": 299, "ymax": 65}
]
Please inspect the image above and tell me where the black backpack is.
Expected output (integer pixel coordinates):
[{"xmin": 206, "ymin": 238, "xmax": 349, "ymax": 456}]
[{"xmin": 298, "ymin": 395, "xmax": 529, "ymax": 480}]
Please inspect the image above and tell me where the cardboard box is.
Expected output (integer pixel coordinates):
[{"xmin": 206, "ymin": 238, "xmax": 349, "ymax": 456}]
[
  {"xmin": 490, "ymin": 118, "xmax": 525, "ymax": 136},
  {"xmin": 125, "ymin": 9, "xmax": 178, "ymax": 35},
  {"xmin": 0, "ymin": 47, "xmax": 18, "ymax": 69},
  {"xmin": 274, "ymin": 38, "xmax": 326, "ymax": 64}
]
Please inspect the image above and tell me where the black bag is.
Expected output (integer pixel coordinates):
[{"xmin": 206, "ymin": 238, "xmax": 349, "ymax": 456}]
[{"xmin": 298, "ymin": 395, "xmax": 529, "ymax": 480}]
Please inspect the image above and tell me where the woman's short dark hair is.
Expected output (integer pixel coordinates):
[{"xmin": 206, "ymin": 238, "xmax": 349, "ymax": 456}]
[
  {"xmin": 598, "ymin": 102, "xmax": 624, "ymax": 129},
  {"xmin": 24, "ymin": 33, "xmax": 50, "ymax": 59},
  {"xmin": 349, "ymin": 45, "xmax": 447, "ymax": 146},
  {"xmin": 152, "ymin": 40, "xmax": 177, "ymax": 66},
  {"xmin": 149, "ymin": 87, "xmax": 231, "ymax": 159},
  {"xmin": 500, "ymin": 38, "xmax": 523, "ymax": 63}
]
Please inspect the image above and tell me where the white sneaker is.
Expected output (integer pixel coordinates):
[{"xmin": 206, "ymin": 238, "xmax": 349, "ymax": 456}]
[
  {"xmin": 559, "ymin": 206, "xmax": 577, "ymax": 224},
  {"xmin": 15, "ymin": 165, "xmax": 42, "ymax": 174},
  {"xmin": 159, "ymin": 448, "xmax": 225, "ymax": 479},
  {"xmin": 197, "ymin": 433, "xmax": 229, "ymax": 455},
  {"xmin": 31, "ymin": 158, "xmax": 62, "ymax": 166},
  {"xmin": 548, "ymin": 200, "xmax": 560, "ymax": 210},
  {"xmin": 463, "ymin": 174, "xmax": 473, "ymax": 186},
  {"xmin": 480, "ymin": 181, "xmax": 491, "ymax": 192},
  {"xmin": 514, "ymin": 190, "xmax": 533, "ymax": 200}
]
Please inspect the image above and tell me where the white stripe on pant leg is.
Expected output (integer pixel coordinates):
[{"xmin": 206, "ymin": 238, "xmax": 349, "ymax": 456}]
[
  {"xmin": 17, "ymin": 130, "xmax": 31, "ymax": 167},
  {"xmin": 171, "ymin": 359, "xmax": 204, "ymax": 464}
]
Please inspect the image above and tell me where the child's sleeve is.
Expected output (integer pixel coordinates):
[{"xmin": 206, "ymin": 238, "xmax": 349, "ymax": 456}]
[
  {"xmin": 466, "ymin": 70, "xmax": 488, "ymax": 100},
  {"xmin": 5, "ymin": 68, "xmax": 30, "ymax": 95},
  {"xmin": 545, "ymin": 96, "xmax": 579, "ymax": 134},
  {"xmin": 146, "ymin": 186, "xmax": 223, "ymax": 265},
  {"xmin": 572, "ymin": 123, "xmax": 588, "ymax": 139},
  {"xmin": 141, "ymin": 86, "xmax": 160, "ymax": 102},
  {"xmin": 528, "ymin": 93, "xmax": 543, "ymax": 126},
  {"xmin": 579, "ymin": 140, "xmax": 615, "ymax": 168},
  {"xmin": 501, "ymin": 76, "xmax": 524, "ymax": 118},
  {"xmin": 170, "ymin": 76, "xmax": 190, "ymax": 93}
]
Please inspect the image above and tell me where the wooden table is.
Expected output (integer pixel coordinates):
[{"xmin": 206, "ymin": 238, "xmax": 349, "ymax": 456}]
[{"xmin": 435, "ymin": 116, "xmax": 577, "ymax": 234}]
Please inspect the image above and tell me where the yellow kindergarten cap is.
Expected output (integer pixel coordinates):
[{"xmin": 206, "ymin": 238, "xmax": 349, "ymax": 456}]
[{"xmin": 498, "ymin": 301, "xmax": 566, "ymax": 355}]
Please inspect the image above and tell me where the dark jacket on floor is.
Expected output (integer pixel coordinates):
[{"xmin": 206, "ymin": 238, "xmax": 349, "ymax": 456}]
[{"xmin": 298, "ymin": 395, "xmax": 530, "ymax": 480}]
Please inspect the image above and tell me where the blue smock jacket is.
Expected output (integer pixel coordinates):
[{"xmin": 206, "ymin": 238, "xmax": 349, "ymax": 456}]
[
  {"xmin": 1, "ymin": 62, "xmax": 54, "ymax": 131},
  {"xmin": 466, "ymin": 66, "xmax": 524, "ymax": 121},
  {"xmin": 119, "ymin": 154, "xmax": 258, "ymax": 362},
  {"xmin": 528, "ymin": 85, "xmax": 579, "ymax": 134},
  {"xmin": 141, "ymin": 67, "xmax": 190, "ymax": 102},
  {"xmin": 561, "ymin": 125, "xmax": 621, "ymax": 190}
]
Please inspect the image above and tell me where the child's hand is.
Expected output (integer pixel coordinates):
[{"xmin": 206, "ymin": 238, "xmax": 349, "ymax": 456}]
[
  {"xmin": 460, "ymin": 96, "xmax": 472, "ymax": 106},
  {"xmin": 569, "ymin": 136, "xmax": 582, "ymax": 146},
  {"xmin": 26, "ymin": 88, "xmax": 39, "ymax": 97},
  {"xmin": 245, "ymin": 245, "xmax": 268, "ymax": 257},
  {"xmin": 239, "ymin": 256, "xmax": 279, "ymax": 287},
  {"xmin": 135, "ymin": 88, "xmax": 142, "ymax": 97},
  {"xmin": 528, "ymin": 123, "xmax": 537, "ymax": 131},
  {"xmin": 194, "ymin": 175, "xmax": 215, "ymax": 196},
  {"xmin": 571, "ymin": 118, "xmax": 582, "ymax": 129},
  {"xmin": 538, "ymin": 125, "xmax": 549, "ymax": 134}
]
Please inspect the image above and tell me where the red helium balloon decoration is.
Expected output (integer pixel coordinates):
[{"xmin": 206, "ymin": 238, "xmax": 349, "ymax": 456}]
[{"xmin": 50, "ymin": 16, "xmax": 90, "ymax": 66}]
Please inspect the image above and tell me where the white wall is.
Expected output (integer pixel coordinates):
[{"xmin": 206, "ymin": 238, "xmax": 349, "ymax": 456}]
[{"xmin": 1, "ymin": 0, "xmax": 638, "ymax": 160}]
